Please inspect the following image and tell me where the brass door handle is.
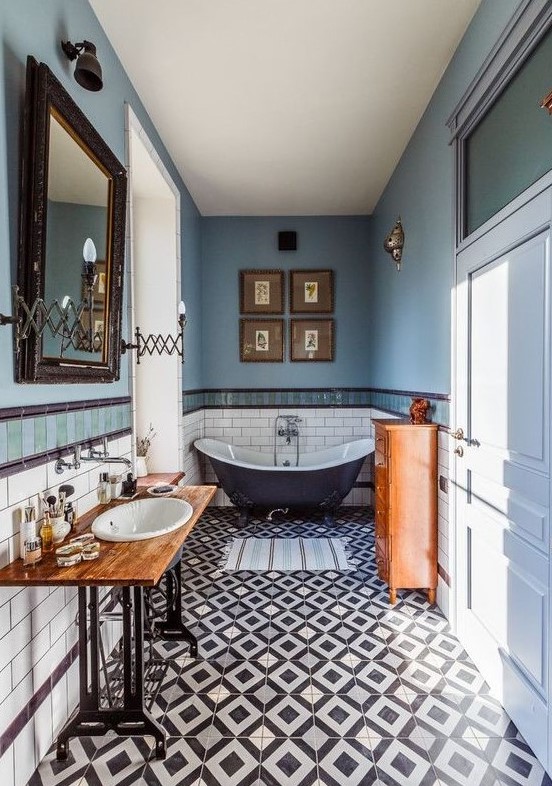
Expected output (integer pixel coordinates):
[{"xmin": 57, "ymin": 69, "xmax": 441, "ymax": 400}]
[
  {"xmin": 451, "ymin": 427, "xmax": 464, "ymax": 441},
  {"xmin": 454, "ymin": 445, "xmax": 464, "ymax": 457}
]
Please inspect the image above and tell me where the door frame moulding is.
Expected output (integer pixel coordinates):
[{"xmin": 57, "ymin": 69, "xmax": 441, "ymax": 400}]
[
  {"xmin": 447, "ymin": 0, "xmax": 552, "ymax": 769},
  {"xmin": 448, "ymin": 0, "xmax": 552, "ymax": 631},
  {"xmin": 447, "ymin": 0, "xmax": 552, "ymax": 248},
  {"xmin": 124, "ymin": 104, "xmax": 183, "ymax": 469}
]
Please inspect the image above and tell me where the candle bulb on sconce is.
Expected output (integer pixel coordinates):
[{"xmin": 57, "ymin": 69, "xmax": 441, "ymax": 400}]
[{"xmin": 82, "ymin": 238, "xmax": 98, "ymax": 289}]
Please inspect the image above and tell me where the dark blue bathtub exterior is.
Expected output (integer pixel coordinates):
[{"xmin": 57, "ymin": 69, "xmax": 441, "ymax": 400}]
[{"xmin": 203, "ymin": 451, "xmax": 368, "ymax": 524}]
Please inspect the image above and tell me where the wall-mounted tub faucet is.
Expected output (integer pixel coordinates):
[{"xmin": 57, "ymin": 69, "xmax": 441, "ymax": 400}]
[{"xmin": 274, "ymin": 415, "xmax": 302, "ymax": 466}]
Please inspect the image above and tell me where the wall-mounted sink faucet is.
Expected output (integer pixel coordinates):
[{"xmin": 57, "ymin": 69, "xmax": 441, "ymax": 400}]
[{"xmin": 55, "ymin": 437, "xmax": 132, "ymax": 475}]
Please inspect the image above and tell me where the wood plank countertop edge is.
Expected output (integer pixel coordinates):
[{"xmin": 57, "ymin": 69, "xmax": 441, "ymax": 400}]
[{"xmin": 0, "ymin": 485, "xmax": 217, "ymax": 588}]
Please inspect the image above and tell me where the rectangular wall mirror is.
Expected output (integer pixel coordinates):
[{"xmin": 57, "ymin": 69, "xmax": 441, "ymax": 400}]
[{"xmin": 17, "ymin": 57, "xmax": 127, "ymax": 383}]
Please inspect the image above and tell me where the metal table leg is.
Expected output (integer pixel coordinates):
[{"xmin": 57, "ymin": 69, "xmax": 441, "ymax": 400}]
[
  {"xmin": 156, "ymin": 565, "xmax": 198, "ymax": 656},
  {"xmin": 56, "ymin": 586, "xmax": 166, "ymax": 761}
]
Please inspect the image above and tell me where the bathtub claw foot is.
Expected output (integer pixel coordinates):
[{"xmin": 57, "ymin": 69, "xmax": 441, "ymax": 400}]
[
  {"xmin": 229, "ymin": 492, "xmax": 254, "ymax": 528},
  {"xmin": 237, "ymin": 509, "xmax": 249, "ymax": 527},
  {"xmin": 320, "ymin": 490, "xmax": 343, "ymax": 526}
]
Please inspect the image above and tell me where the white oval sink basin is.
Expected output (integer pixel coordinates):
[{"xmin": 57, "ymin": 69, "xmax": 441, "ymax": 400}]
[{"xmin": 91, "ymin": 498, "xmax": 193, "ymax": 542}]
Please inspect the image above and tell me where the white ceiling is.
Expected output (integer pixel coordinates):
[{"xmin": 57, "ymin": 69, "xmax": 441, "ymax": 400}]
[{"xmin": 90, "ymin": 0, "xmax": 481, "ymax": 216}]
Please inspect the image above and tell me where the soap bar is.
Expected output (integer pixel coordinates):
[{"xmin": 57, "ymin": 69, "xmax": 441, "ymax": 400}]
[
  {"xmin": 82, "ymin": 542, "xmax": 100, "ymax": 560},
  {"xmin": 55, "ymin": 544, "xmax": 83, "ymax": 567},
  {"xmin": 70, "ymin": 534, "xmax": 95, "ymax": 546}
]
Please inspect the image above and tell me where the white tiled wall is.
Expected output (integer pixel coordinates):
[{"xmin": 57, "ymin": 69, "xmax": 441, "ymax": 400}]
[
  {"xmin": 0, "ymin": 434, "xmax": 131, "ymax": 786},
  {"xmin": 182, "ymin": 410, "xmax": 204, "ymax": 486},
  {"xmin": 196, "ymin": 407, "xmax": 373, "ymax": 506}
]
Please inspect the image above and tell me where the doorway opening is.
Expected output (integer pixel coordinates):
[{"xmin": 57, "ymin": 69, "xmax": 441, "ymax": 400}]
[{"xmin": 126, "ymin": 107, "xmax": 183, "ymax": 474}]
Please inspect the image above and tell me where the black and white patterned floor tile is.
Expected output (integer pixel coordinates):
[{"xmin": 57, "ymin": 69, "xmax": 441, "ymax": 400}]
[
  {"xmin": 317, "ymin": 736, "xmax": 377, "ymax": 786},
  {"xmin": 28, "ymin": 737, "xmax": 99, "ymax": 786},
  {"xmin": 141, "ymin": 737, "xmax": 207, "ymax": 786},
  {"xmin": 371, "ymin": 737, "xmax": 439, "ymax": 785},
  {"xmin": 27, "ymin": 506, "xmax": 552, "ymax": 786},
  {"xmin": 200, "ymin": 736, "xmax": 262, "ymax": 786},
  {"xmin": 260, "ymin": 737, "xmax": 318, "ymax": 786},
  {"xmin": 78, "ymin": 736, "xmax": 154, "ymax": 785}
]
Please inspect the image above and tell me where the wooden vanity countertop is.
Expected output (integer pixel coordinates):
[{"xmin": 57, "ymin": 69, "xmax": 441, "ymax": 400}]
[
  {"xmin": 136, "ymin": 471, "xmax": 185, "ymax": 487},
  {"xmin": 0, "ymin": 485, "xmax": 217, "ymax": 588}
]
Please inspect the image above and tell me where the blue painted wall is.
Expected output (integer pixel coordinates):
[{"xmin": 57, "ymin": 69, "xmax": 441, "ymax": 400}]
[
  {"xmin": 367, "ymin": 0, "xmax": 521, "ymax": 394},
  {"xmin": 0, "ymin": 0, "xmax": 202, "ymax": 407},
  {"xmin": 201, "ymin": 216, "xmax": 371, "ymax": 388}
]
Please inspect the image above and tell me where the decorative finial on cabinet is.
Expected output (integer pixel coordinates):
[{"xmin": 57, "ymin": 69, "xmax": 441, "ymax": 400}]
[
  {"xmin": 540, "ymin": 89, "xmax": 552, "ymax": 114},
  {"xmin": 383, "ymin": 217, "xmax": 405, "ymax": 271}
]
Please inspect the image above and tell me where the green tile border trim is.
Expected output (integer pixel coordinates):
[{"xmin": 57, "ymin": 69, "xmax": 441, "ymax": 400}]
[
  {"xmin": 183, "ymin": 387, "xmax": 450, "ymax": 426},
  {"xmin": 0, "ymin": 396, "xmax": 132, "ymax": 479}
]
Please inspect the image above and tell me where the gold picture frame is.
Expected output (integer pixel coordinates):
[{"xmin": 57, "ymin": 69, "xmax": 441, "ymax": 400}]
[
  {"xmin": 290, "ymin": 318, "xmax": 334, "ymax": 362},
  {"xmin": 290, "ymin": 269, "xmax": 334, "ymax": 313},
  {"xmin": 240, "ymin": 318, "xmax": 284, "ymax": 362},
  {"xmin": 240, "ymin": 269, "xmax": 284, "ymax": 314}
]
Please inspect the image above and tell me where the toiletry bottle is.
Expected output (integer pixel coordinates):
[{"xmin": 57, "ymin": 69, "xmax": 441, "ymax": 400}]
[
  {"xmin": 97, "ymin": 472, "xmax": 112, "ymax": 504},
  {"xmin": 24, "ymin": 536, "xmax": 42, "ymax": 566},
  {"xmin": 64, "ymin": 501, "xmax": 75, "ymax": 532},
  {"xmin": 122, "ymin": 472, "xmax": 132, "ymax": 495},
  {"xmin": 19, "ymin": 505, "xmax": 36, "ymax": 560},
  {"xmin": 39, "ymin": 512, "xmax": 53, "ymax": 553}
]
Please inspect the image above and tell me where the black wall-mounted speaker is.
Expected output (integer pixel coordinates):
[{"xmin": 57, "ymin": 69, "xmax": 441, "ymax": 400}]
[{"xmin": 278, "ymin": 231, "xmax": 297, "ymax": 251}]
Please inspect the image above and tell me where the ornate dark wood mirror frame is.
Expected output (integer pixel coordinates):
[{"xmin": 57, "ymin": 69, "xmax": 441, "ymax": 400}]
[{"xmin": 17, "ymin": 57, "xmax": 127, "ymax": 383}]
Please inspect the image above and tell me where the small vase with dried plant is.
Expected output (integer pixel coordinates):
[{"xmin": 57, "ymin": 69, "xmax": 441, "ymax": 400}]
[{"xmin": 135, "ymin": 424, "xmax": 156, "ymax": 477}]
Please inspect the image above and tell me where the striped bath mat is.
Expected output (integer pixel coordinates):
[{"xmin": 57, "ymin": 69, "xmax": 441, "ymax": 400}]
[{"xmin": 221, "ymin": 537, "xmax": 352, "ymax": 572}]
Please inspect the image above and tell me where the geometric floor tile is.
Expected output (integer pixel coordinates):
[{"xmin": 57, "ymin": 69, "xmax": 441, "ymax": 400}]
[
  {"xmin": 263, "ymin": 694, "xmax": 315, "ymax": 737},
  {"xmin": 313, "ymin": 695, "xmax": 369, "ymax": 738},
  {"xmin": 200, "ymin": 736, "xmax": 261, "ymax": 786},
  {"xmin": 81, "ymin": 736, "xmax": 153, "ymax": 786},
  {"xmin": 26, "ymin": 507, "xmax": 552, "ymax": 786},
  {"xmin": 211, "ymin": 694, "xmax": 265, "ymax": 737},
  {"xmin": 371, "ymin": 737, "xmax": 439, "ymax": 785},
  {"xmin": 317, "ymin": 737, "xmax": 377, "ymax": 786},
  {"xmin": 363, "ymin": 694, "xmax": 419, "ymax": 739},
  {"xmin": 477, "ymin": 737, "xmax": 552, "ymax": 786},
  {"xmin": 27, "ymin": 738, "xmax": 98, "ymax": 786},
  {"xmin": 260, "ymin": 737, "xmax": 318, "ymax": 786},
  {"xmin": 266, "ymin": 660, "xmax": 312, "ymax": 694},
  {"xmin": 425, "ymin": 736, "xmax": 501, "ymax": 786},
  {"xmin": 309, "ymin": 659, "xmax": 356, "ymax": 695},
  {"xmin": 409, "ymin": 693, "xmax": 476, "ymax": 738},
  {"xmin": 162, "ymin": 694, "xmax": 217, "ymax": 737},
  {"xmin": 141, "ymin": 737, "xmax": 206, "ymax": 786}
]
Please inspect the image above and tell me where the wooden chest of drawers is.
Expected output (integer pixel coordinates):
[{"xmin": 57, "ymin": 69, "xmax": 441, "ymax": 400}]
[{"xmin": 373, "ymin": 419, "xmax": 438, "ymax": 605}]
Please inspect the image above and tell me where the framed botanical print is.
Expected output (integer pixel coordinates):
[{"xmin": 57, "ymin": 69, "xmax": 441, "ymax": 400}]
[
  {"xmin": 240, "ymin": 318, "xmax": 284, "ymax": 362},
  {"xmin": 290, "ymin": 319, "xmax": 334, "ymax": 362},
  {"xmin": 290, "ymin": 269, "xmax": 333, "ymax": 313},
  {"xmin": 240, "ymin": 269, "xmax": 284, "ymax": 314}
]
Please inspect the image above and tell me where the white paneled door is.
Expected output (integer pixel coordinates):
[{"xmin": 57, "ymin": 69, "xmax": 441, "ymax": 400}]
[{"xmin": 455, "ymin": 189, "xmax": 551, "ymax": 768}]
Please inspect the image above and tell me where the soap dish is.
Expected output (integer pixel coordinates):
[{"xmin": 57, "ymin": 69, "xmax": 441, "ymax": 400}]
[{"xmin": 147, "ymin": 484, "xmax": 178, "ymax": 497}]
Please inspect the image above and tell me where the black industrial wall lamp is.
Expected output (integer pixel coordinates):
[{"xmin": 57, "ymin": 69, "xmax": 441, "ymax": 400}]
[{"xmin": 61, "ymin": 39, "xmax": 103, "ymax": 92}]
